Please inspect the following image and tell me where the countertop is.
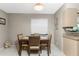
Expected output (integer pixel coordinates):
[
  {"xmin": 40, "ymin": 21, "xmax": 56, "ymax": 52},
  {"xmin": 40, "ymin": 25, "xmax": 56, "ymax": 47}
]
[{"xmin": 63, "ymin": 32, "xmax": 79, "ymax": 41}]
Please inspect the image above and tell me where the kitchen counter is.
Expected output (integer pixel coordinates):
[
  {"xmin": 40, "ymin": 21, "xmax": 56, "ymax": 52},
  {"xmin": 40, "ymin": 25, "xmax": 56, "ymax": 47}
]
[
  {"xmin": 63, "ymin": 33, "xmax": 79, "ymax": 56},
  {"xmin": 63, "ymin": 32, "xmax": 79, "ymax": 41},
  {"xmin": 63, "ymin": 32, "xmax": 79, "ymax": 56}
]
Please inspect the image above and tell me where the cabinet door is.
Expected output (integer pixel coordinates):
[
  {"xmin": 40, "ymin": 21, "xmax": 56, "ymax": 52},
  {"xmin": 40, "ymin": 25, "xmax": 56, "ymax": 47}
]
[
  {"xmin": 63, "ymin": 38, "xmax": 78, "ymax": 56},
  {"xmin": 63, "ymin": 8, "xmax": 77, "ymax": 27}
]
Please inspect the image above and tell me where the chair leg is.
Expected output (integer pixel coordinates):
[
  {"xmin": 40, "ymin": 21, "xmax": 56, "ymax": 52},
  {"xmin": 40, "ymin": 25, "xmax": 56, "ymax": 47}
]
[
  {"xmin": 28, "ymin": 49, "xmax": 30, "ymax": 56},
  {"xmin": 48, "ymin": 51, "xmax": 49, "ymax": 56},
  {"xmin": 50, "ymin": 48, "xmax": 51, "ymax": 54},
  {"xmin": 49, "ymin": 45, "xmax": 51, "ymax": 54},
  {"xmin": 47, "ymin": 47, "xmax": 50, "ymax": 56},
  {"xmin": 28, "ymin": 53, "xmax": 30, "ymax": 56},
  {"xmin": 28, "ymin": 51, "xmax": 30, "ymax": 56},
  {"xmin": 18, "ymin": 50, "xmax": 21, "ymax": 56},
  {"xmin": 27, "ymin": 49, "xmax": 29, "ymax": 56},
  {"xmin": 40, "ymin": 47, "xmax": 42, "ymax": 53},
  {"xmin": 18, "ymin": 46, "xmax": 22, "ymax": 56},
  {"xmin": 39, "ymin": 50, "xmax": 40, "ymax": 56}
]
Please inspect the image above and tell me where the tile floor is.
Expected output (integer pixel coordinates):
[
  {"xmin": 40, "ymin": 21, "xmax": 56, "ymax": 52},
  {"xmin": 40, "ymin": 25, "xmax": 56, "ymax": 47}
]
[{"xmin": 0, "ymin": 44, "xmax": 65, "ymax": 56}]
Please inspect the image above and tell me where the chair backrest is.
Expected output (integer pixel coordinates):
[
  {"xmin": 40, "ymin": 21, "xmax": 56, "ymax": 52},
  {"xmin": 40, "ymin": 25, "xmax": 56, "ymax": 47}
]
[
  {"xmin": 17, "ymin": 34, "xmax": 23, "ymax": 40},
  {"xmin": 29, "ymin": 36, "xmax": 40, "ymax": 46},
  {"xmin": 17, "ymin": 34, "xmax": 23, "ymax": 45},
  {"xmin": 31, "ymin": 33, "xmax": 40, "ymax": 36},
  {"xmin": 50, "ymin": 34, "xmax": 52, "ymax": 41},
  {"xmin": 48, "ymin": 34, "xmax": 52, "ymax": 47},
  {"xmin": 48, "ymin": 34, "xmax": 52, "ymax": 40}
]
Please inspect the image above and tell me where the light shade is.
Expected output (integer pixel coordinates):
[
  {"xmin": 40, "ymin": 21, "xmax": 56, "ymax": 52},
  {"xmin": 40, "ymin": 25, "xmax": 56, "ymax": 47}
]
[{"xmin": 34, "ymin": 3, "xmax": 44, "ymax": 11}]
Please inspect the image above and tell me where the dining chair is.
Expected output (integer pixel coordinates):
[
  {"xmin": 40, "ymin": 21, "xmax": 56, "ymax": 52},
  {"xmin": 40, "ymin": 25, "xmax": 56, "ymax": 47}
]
[
  {"xmin": 48, "ymin": 34, "xmax": 52, "ymax": 55},
  {"xmin": 17, "ymin": 34, "xmax": 29, "ymax": 56},
  {"xmin": 28, "ymin": 36, "xmax": 40, "ymax": 56},
  {"xmin": 40, "ymin": 34, "xmax": 52, "ymax": 56}
]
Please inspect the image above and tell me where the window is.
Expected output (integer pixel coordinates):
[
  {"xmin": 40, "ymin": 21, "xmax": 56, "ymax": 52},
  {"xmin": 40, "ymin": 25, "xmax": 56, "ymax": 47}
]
[{"xmin": 31, "ymin": 19, "xmax": 48, "ymax": 34}]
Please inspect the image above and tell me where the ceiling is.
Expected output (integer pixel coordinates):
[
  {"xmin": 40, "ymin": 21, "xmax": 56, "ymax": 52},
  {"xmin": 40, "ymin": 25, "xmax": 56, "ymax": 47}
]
[{"xmin": 0, "ymin": 3, "xmax": 63, "ymax": 14}]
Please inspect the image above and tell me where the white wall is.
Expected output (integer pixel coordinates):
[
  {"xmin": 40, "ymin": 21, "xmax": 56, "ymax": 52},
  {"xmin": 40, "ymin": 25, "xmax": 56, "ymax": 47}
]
[
  {"xmin": 54, "ymin": 5, "xmax": 65, "ymax": 51},
  {"xmin": 8, "ymin": 14, "xmax": 54, "ymax": 45},
  {"xmin": 0, "ymin": 10, "xmax": 8, "ymax": 48}
]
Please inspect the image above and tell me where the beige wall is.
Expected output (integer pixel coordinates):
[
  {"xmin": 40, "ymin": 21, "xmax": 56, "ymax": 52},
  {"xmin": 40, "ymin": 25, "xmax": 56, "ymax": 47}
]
[
  {"xmin": 8, "ymin": 14, "xmax": 54, "ymax": 44},
  {"xmin": 54, "ymin": 4, "xmax": 78, "ymax": 51},
  {"xmin": 0, "ymin": 10, "xmax": 8, "ymax": 48}
]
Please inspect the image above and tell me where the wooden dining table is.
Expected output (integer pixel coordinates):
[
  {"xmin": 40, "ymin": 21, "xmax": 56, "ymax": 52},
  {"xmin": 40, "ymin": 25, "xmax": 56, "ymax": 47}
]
[{"xmin": 18, "ymin": 35, "xmax": 50, "ymax": 56}]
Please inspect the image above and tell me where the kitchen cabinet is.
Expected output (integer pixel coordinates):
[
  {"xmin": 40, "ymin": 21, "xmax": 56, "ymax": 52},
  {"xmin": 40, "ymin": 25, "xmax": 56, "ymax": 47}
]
[
  {"xmin": 63, "ymin": 8, "xmax": 77, "ymax": 27},
  {"xmin": 63, "ymin": 37, "xmax": 78, "ymax": 56}
]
